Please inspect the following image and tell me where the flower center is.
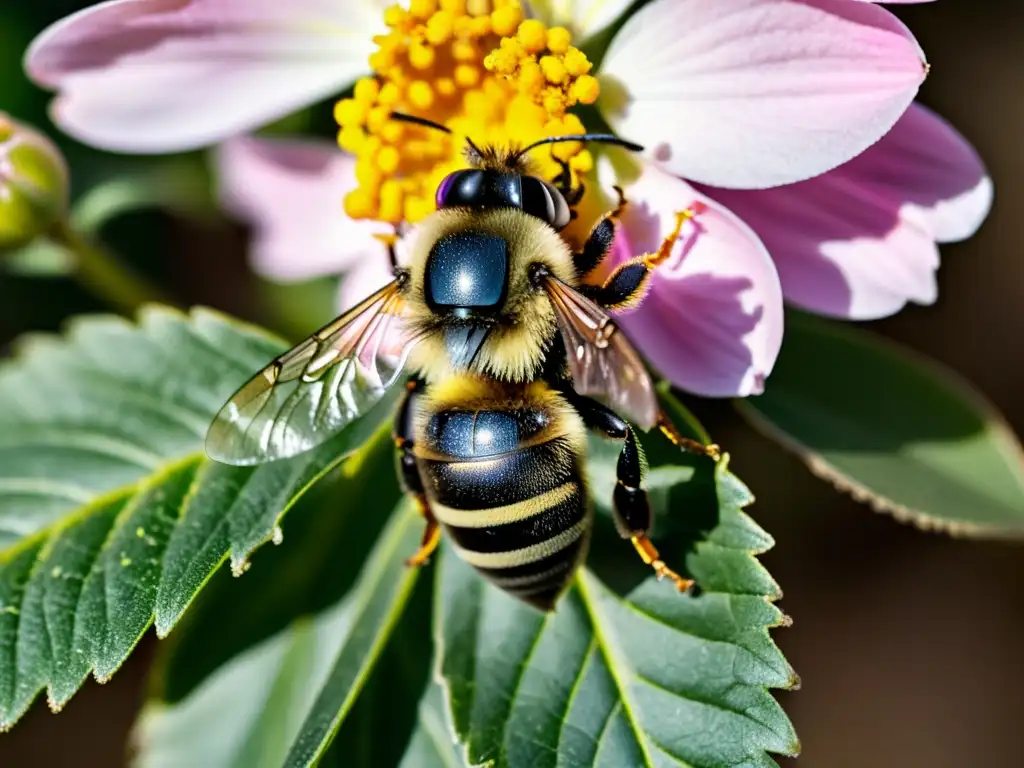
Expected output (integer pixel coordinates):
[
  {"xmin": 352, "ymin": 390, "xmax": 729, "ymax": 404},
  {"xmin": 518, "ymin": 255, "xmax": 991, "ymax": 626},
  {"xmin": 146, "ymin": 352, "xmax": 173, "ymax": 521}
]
[{"xmin": 335, "ymin": 0, "xmax": 600, "ymax": 225}]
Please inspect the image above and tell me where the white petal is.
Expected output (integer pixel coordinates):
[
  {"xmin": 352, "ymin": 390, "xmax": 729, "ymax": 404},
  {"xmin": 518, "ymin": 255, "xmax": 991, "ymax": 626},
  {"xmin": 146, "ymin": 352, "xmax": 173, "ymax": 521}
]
[
  {"xmin": 599, "ymin": 0, "xmax": 927, "ymax": 189},
  {"xmin": 529, "ymin": 0, "xmax": 635, "ymax": 41},
  {"xmin": 25, "ymin": 0, "xmax": 387, "ymax": 152}
]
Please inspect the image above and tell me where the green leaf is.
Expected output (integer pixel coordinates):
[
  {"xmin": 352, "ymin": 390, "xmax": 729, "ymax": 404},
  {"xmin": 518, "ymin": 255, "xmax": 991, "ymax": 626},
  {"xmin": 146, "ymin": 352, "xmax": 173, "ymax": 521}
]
[
  {"xmin": 133, "ymin": 502, "xmax": 423, "ymax": 768},
  {"xmin": 738, "ymin": 311, "xmax": 1024, "ymax": 534},
  {"xmin": 153, "ymin": 426, "xmax": 403, "ymax": 705},
  {"xmin": 137, "ymin": 438, "xmax": 434, "ymax": 767},
  {"xmin": 0, "ymin": 307, "xmax": 397, "ymax": 727},
  {"xmin": 399, "ymin": 685, "xmax": 464, "ymax": 768},
  {"xmin": 2, "ymin": 162, "xmax": 213, "ymax": 280},
  {"xmin": 321, "ymin": 563, "xmax": 436, "ymax": 768},
  {"xmin": 135, "ymin": 608, "xmax": 352, "ymax": 768},
  {"xmin": 70, "ymin": 161, "xmax": 213, "ymax": 234},
  {"xmin": 282, "ymin": 501, "xmax": 423, "ymax": 767},
  {"xmin": 436, "ymin": 458, "xmax": 798, "ymax": 768},
  {"xmin": 2, "ymin": 239, "xmax": 75, "ymax": 277}
]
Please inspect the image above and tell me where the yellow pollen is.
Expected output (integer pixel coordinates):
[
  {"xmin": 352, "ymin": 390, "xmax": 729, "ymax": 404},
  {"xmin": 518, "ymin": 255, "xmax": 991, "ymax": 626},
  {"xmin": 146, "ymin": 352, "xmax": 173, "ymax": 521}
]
[
  {"xmin": 546, "ymin": 27, "xmax": 571, "ymax": 55},
  {"xmin": 516, "ymin": 19, "xmax": 547, "ymax": 53},
  {"xmin": 335, "ymin": 0, "xmax": 600, "ymax": 225},
  {"xmin": 409, "ymin": 41, "xmax": 436, "ymax": 69},
  {"xmin": 408, "ymin": 80, "xmax": 435, "ymax": 109},
  {"xmin": 572, "ymin": 74, "xmax": 600, "ymax": 105},
  {"xmin": 539, "ymin": 55, "xmax": 568, "ymax": 85},
  {"xmin": 409, "ymin": 0, "xmax": 437, "ymax": 20},
  {"xmin": 354, "ymin": 78, "xmax": 380, "ymax": 103},
  {"xmin": 490, "ymin": 6, "xmax": 521, "ymax": 36}
]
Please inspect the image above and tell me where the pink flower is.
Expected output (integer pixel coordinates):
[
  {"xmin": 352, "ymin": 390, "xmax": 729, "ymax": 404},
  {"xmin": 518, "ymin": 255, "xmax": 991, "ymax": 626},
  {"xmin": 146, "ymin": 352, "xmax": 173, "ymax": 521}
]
[
  {"xmin": 700, "ymin": 103, "xmax": 992, "ymax": 321},
  {"xmin": 217, "ymin": 137, "xmax": 393, "ymax": 312},
  {"xmin": 24, "ymin": 0, "xmax": 990, "ymax": 399},
  {"xmin": 24, "ymin": 0, "xmax": 388, "ymax": 153}
]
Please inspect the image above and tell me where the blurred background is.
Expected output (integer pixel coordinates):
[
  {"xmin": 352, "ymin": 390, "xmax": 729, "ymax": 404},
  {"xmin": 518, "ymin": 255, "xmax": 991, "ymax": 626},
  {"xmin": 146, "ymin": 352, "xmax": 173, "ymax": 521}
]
[{"xmin": 1, "ymin": 1, "xmax": 1022, "ymax": 766}]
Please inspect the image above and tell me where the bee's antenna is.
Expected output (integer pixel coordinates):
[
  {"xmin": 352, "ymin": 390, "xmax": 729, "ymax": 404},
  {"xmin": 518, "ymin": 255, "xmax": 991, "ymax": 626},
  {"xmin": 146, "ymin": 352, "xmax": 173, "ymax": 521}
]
[
  {"xmin": 463, "ymin": 136, "xmax": 486, "ymax": 165},
  {"xmin": 389, "ymin": 111, "xmax": 489, "ymax": 166},
  {"xmin": 514, "ymin": 133, "xmax": 644, "ymax": 160},
  {"xmin": 389, "ymin": 111, "xmax": 452, "ymax": 134}
]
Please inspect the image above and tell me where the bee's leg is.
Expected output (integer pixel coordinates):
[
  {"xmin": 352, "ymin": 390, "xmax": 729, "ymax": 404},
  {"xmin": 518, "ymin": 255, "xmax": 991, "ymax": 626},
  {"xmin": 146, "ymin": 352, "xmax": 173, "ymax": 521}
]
[
  {"xmin": 656, "ymin": 413, "xmax": 721, "ymax": 461},
  {"xmin": 581, "ymin": 202, "xmax": 707, "ymax": 311},
  {"xmin": 405, "ymin": 497, "xmax": 440, "ymax": 568},
  {"xmin": 568, "ymin": 392, "xmax": 693, "ymax": 592},
  {"xmin": 554, "ymin": 158, "xmax": 585, "ymax": 208},
  {"xmin": 614, "ymin": 424, "xmax": 694, "ymax": 591},
  {"xmin": 573, "ymin": 185, "xmax": 627, "ymax": 278},
  {"xmin": 393, "ymin": 378, "xmax": 440, "ymax": 567}
]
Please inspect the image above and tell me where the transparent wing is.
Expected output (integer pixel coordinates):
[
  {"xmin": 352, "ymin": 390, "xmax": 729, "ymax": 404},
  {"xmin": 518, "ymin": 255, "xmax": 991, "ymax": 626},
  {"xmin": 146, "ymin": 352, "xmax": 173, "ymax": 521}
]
[
  {"xmin": 545, "ymin": 277, "xmax": 659, "ymax": 430},
  {"xmin": 206, "ymin": 281, "xmax": 416, "ymax": 466}
]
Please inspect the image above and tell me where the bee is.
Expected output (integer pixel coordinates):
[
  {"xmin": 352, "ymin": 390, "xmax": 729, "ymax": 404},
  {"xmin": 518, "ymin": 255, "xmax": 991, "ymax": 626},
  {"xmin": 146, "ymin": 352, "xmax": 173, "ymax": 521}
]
[{"xmin": 206, "ymin": 112, "xmax": 718, "ymax": 611}]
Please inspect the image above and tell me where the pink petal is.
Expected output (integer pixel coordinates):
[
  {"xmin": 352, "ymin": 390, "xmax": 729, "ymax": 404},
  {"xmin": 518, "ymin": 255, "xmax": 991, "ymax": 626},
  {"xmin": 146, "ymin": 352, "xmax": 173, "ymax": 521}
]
[
  {"xmin": 25, "ymin": 0, "xmax": 384, "ymax": 152},
  {"xmin": 217, "ymin": 136, "xmax": 390, "ymax": 282},
  {"xmin": 599, "ymin": 0, "xmax": 927, "ymax": 189},
  {"xmin": 335, "ymin": 253, "xmax": 395, "ymax": 312},
  {"xmin": 612, "ymin": 162, "xmax": 784, "ymax": 397},
  {"xmin": 700, "ymin": 103, "xmax": 992, "ymax": 320},
  {"xmin": 892, "ymin": 104, "xmax": 993, "ymax": 244},
  {"xmin": 336, "ymin": 238, "xmax": 412, "ymax": 360}
]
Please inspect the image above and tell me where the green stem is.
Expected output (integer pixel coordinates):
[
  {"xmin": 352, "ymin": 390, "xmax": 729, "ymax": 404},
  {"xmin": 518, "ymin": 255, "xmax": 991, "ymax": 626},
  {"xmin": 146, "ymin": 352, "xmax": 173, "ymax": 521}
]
[{"xmin": 47, "ymin": 220, "xmax": 169, "ymax": 315}]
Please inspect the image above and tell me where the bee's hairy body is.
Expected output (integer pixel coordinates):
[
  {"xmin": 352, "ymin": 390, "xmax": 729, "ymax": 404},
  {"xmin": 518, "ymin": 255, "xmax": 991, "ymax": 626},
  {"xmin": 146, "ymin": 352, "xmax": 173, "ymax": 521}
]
[
  {"xmin": 206, "ymin": 123, "xmax": 711, "ymax": 612},
  {"xmin": 411, "ymin": 377, "xmax": 590, "ymax": 610},
  {"xmin": 404, "ymin": 207, "xmax": 575, "ymax": 384},
  {"xmin": 395, "ymin": 207, "xmax": 596, "ymax": 609}
]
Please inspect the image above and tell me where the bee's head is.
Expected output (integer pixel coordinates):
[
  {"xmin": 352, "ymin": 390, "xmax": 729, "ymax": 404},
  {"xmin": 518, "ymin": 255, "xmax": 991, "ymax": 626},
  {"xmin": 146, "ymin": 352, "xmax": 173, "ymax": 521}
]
[
  {"xmin": 389, "ymin": 111, "xmax": 644, "ymax": 380},
  {"xmin": 388, "ymin": 111, "xmax": 644, "ymax": 234},
  {"xmin": 403, "ymin": 208, "xmax": 574, "ymax": 381},
  {"xmin": 433, "ymin": 168, "xmax": 572, "ymax": 231}
]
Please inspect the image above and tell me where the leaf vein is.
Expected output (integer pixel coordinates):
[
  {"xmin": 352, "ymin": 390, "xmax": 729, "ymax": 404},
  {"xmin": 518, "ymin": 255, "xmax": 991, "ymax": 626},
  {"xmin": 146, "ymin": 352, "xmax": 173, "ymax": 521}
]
[
  {"xmin": 0, "ymin": 430, "xmax": 162, "ymax": 471},
  {"xmin": 422, "ymin": 704, "xmax": 462, "ymax": 768},
  {"xmin": 591, "ymin": 699, "xmax": 623, "ymax": 765},
  {"xmin": 2, "ymin": 542, "xmax": 48, "ymax": 723},
  {"xmin": 633, "ymin": 672, "xmax": 753, "ymax": 722},
  {"xmin": 554, "ymin": 637, "xmax": 596, "ymax": 757},
  {"xmin": 0, "ymin": 479, "xmax": 93, "ymax": 505},
  {"xmin": 499, "ymin": 611, "xmax": 552, "ymax": 762},
  {"xmin": 575, "ymin": 572, "xmax": 655, "ymax": 768}
]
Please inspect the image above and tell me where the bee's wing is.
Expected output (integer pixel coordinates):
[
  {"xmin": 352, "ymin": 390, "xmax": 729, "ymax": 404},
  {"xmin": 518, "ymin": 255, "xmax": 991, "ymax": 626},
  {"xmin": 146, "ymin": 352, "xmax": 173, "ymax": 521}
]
[
  {"xmin": 544, "ymin": 276, "xmax": 659, "ymax": 430},
  {"xmin": 206, "ymin": 281, "xmax": 415, "ymax": 466}
]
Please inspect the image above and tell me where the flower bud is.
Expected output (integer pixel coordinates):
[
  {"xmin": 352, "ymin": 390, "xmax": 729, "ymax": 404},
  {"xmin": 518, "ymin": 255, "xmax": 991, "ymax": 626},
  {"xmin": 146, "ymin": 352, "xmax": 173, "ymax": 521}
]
[{"xmin": 0, "ymin": 113, "xmax": 69, "ymax": 252}]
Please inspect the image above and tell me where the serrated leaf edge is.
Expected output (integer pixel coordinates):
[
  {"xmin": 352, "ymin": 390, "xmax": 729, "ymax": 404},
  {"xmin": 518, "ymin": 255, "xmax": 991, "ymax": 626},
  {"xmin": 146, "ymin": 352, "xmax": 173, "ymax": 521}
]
[
  {"xmin": 430, "ymin": 457, "xmax": 800, "ymax": 765},
  {"xmin": 738, "ymin": 313, "xmax": 1024, "ymax": 539},
  {"xmin": 0, "ymin": 305, "xmax": 338, "ymax": 727},
  {"xmin": 736, "ymin": 400, "xmax": 1024, "ymax": 540}
]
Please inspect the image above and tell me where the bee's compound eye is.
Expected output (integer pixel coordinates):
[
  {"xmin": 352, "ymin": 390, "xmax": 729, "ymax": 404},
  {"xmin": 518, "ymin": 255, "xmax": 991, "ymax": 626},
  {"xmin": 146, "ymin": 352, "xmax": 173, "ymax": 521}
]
[
  {"xmin": 436, "ymin": 169, "xmax": 487, "ymax": 208},
  {"xmin": 520, "ymin": 176, "xmax": 571, "ymax": 230},
  {"xmin": 543, "ymin": 181, "xmax": 571, "ymax": 230},
  {"xmin": 426, "ymin": 231, "xmax": 509, "ymax": 309},
  {"xmin": 436, "ymin": 170, "xmax": 464, "ymax": 208}
]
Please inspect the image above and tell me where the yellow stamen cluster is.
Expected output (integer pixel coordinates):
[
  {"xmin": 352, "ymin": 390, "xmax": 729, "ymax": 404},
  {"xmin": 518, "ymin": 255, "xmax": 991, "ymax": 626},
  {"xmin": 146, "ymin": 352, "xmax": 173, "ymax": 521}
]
[
  {"xmin": 483, "ymin": 22, "xmax": 599, "ymax": 122},
  {"xmin": 334, "ymin": 0, "xmax": 598, "ymax": 225}
]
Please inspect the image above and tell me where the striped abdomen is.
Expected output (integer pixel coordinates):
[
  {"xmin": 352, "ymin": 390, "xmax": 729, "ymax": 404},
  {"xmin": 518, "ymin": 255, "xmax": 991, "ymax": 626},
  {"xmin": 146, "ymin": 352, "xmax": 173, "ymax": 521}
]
[{"xmin": 416, "ymin": 404, "xmax": 590, "ymax": 611}]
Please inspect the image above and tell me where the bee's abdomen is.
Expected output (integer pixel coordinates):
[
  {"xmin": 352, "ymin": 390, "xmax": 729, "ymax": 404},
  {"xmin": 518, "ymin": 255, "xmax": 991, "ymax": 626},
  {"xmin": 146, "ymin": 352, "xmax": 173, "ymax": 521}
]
[{"xmin": 418, "ymin": 409, "xmax": 589, "ymax": 610}]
